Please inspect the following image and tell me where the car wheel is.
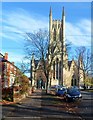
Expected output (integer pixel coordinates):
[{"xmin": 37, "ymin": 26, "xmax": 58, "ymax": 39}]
[
  {"xmin": 55, "ymin": 93, "xmax": 58, "ymax": 96},
  {"xmin": 78, "ymin": 98, "xmax": 82, "ymax": 102},
  {"xmin": 65, "ymin": 97, "xmax": 69, "ymax": 102},
  {"xmin": 64, "ymin": 95, "xmax": 68, "ymax": 102}
]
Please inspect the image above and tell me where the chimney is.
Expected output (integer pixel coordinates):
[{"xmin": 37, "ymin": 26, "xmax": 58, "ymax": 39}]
[
  {"xmin": 12, "ymin": 62, "xmax": 14, "ymax": 65},
  {"xmin": 4, "ymin": 53, "xmax": 8, "ymax": 60}
]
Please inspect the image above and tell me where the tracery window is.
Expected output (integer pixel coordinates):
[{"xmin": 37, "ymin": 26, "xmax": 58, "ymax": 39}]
[
  {"xmin": 53, "ymin": 28, "xmax": 56, "ymax": 41},
  {"xmin": 56, "ymin": 58, "xmax": 59, "ymax": 79},
  {"xmin": 53, "ymin": 61, "xmax": 55, "ymax": 79},
  {"xmin": 59, "ymin": 61, "xmax": 62, "ymax": 80}
]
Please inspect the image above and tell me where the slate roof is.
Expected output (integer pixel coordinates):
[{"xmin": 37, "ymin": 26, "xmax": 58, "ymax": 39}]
[{"xmin": 0, "ymin": 53, "xmax": 4, "ymax": 61}]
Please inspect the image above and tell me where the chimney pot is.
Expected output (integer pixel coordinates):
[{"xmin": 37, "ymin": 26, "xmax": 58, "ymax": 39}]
[
  {"xmin": 4, "ymin": 53, "xmax": 8, "ymax": 60},
  {"xmin": 12, "ymin": 62, "xmax": 14, "ymax": 65}
]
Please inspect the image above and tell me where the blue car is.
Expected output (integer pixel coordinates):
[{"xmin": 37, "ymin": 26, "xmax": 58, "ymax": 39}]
[
  {"xmin": 64, "ymin": 86, "xmax": 82, "ymax": 102},
  {"xmin": 55, "ymin": 87, "xmax": 67, "ymax": 96}
]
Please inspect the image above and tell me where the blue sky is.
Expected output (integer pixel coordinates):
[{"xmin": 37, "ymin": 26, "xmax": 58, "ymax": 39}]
[{"xmin": 1, "ymin": 2, "xmax": 91, "ymax": 68}]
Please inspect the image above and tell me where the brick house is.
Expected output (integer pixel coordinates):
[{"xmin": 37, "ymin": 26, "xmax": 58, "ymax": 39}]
[
  {"xmin": 0, "ymin": 53, "xmax": 4, "ymax": 79},
  {"xmin": 0, "ymin": 52, "xmax": 31, "ymax": 102},
  {"xmin": 0, "ymin": 53, "xmax": 18, "ymax": 88}
]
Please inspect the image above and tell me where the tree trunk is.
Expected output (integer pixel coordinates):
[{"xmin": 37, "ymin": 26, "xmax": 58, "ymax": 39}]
[
  {"xmin": 83, "ymin": 72, "xmax": 86, "ymax": 90},
  {"xmin": 45, "ymin": 74, "xmax": 49, "ymax": 94}
]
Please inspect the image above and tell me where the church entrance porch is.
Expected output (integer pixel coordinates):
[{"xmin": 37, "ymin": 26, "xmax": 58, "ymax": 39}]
[{"xmin": 71, "ymin": 75, "xmax": 78, "ymax": 86}]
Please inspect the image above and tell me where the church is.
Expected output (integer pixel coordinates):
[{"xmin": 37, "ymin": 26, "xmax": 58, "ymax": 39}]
[{"xmin": 31, "ymin": 7, "xmax": 84, "ymax": 89}]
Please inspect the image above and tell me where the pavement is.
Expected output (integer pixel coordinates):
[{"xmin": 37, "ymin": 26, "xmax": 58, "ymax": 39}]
[
  {"xmin": 1, "ymin": 89, "xmax": 93, "ymax": 105},
  {"xmin": 81, "ymin": 91, "xmax": 93, "ymax": 100},
  {"xmin": 0, "ymin": 100, "xmax": 16, "ymax": 105},
  {"xmin": 2, "ymin": 89, "xmax": 93, "ymax": 120}
]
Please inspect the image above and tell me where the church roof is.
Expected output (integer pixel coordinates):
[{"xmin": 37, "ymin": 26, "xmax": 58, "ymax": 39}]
[
  {"xmin": 34, "ymin": 59, "xmax": 48, "ymax": 70},
  {"xmin": 68, "ymin": 60, "xmax": 78, "ymax": 70}
]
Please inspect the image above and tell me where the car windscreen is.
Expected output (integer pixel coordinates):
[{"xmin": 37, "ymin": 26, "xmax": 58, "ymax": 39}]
[{"xmin": 67, "ymin": 88, "xmax": 80, "ymax": 93}]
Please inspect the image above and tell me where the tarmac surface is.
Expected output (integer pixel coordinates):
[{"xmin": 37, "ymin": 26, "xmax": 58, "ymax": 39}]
[{"xmin": 2, "ymin": 89, "xmax": 93, "ymax": 120}]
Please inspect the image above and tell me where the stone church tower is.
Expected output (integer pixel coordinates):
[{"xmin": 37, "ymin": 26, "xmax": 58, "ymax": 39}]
[
  {"xmin": 48, "ymin": 7, "xmax": 69, "ymax": 86},
  {"xmin": 48, "ymin": 7, "xmax": 84, "ymax": 87},
  {"xmin": 31, "ymin": 7, "xmax": 84, "ymax": 88}
]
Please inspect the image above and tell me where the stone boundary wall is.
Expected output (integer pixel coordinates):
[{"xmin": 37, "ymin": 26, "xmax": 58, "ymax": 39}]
[
  {"xmin": 2, "ymin": 87, "xmax": 13, "ymax": 101},
  {"xmin": 2, "ymin": 86, "xmax": 32, "ymax": 102},
  {"xmin": 13, "ymin": 85, "xmax": 32, "ymax": 102}
]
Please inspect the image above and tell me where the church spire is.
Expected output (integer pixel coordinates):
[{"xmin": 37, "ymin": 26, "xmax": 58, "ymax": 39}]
[
  {"xmin": 32, "ymin": 53, "xmax": 34, "ymax": 61},
  {"xmin": 62, "ymin": 6, "xmax": 65, "ymax": 17},
  {"xmin": 49, "ymin": 6, "xmax": 52, "ymax": 16},
  {"xmin": 62, "ymin": 6, "xmax": 65, "ymax": 46},
  {"xmin": 49, "ymin": 6, "xmax": 52, "ymax": 31}
]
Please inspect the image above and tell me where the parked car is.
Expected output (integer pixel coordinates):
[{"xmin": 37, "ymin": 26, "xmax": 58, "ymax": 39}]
[
  {"xmin": 79, "ymin": 86, "xmax": 84, "ymax": 90},
  {"xmin": 55, "ymin": 86, "xmax": 67, "ymax": 96},
  {"xmin": 64, "ymin": 86, "xmax": 82, "ymax": 102},
  {"xmin": 50, "ymin": 85, "xmax": 59, "ymax": 95}
]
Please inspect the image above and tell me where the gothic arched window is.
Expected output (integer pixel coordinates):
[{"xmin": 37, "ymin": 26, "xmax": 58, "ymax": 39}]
[
  {"xmin": 52, "ymin": 24, "xmax": 54, "ymax": 28},
  {"xmin": 58, "ymin": 24, "xmax": 60, "ymax": 28},
  {"xmin": 54, "ymin": 28, "xmax": 56, "ymax": 41},
  {"xmin": 60, "ymin": 28, "xmax": 62, "ymax": 41},
  {"xmin": 53, "ymin": 61, "xmax": 55, "ymax": 79},
  {"xmin": 59, "ymin": 61, "xmax": 62, "ymax": 80},
  {"xmin": 56, "ymin": 58, "xmax": 59, "ymax": 79}
]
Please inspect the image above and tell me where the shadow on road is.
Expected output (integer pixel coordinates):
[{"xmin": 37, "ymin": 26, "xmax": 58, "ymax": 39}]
[{"xmin": 2, "ymin": 89, "xmax": 93, "ymax": 119}]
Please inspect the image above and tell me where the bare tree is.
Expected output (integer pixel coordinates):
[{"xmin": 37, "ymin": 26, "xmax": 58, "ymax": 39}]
[
  {"xmin": 24, "ymin": 29, "xmax": 62, "ymax": 93},
  {"xmin": 16, "ymin": 61, "xmax": 30, "ymax": 74},
  {"xmin": 24, "ymin": 29, "xmax": 49, "ymax": 60},
  {"xmin": 75, "ymin": 46, "xmax": 92, "ymax": 88}
]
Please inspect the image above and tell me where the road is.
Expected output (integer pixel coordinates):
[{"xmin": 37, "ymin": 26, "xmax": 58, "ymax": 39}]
[{"xmin": 1, "ymin": 89, "xmax": 93, "ymax": 120}]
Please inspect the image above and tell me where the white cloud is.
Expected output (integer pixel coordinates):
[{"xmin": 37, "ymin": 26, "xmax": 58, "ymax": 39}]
[
  {"xmin": 1, "ymin": 8, "xmax": 91, "ymax": 71},
  {"xmin": 66, "ymin": 19, "xmax": 91, "ymax": 46},
  {"xmin": 1, "ymin": 8, "xmax": 91, "ymax": 47},
  {"xmin": 1, "ymin": 8, "xmax": 48, "ymax": 43}
]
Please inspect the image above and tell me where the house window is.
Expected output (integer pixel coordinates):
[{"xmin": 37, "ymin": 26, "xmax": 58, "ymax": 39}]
[
  {"xmin": 4, "ymin": 79, "xmax": 8, "ymax": 88},
  {"xmin": 9, "ymin": 78, "xmax": 14, "ymax": 87}
]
